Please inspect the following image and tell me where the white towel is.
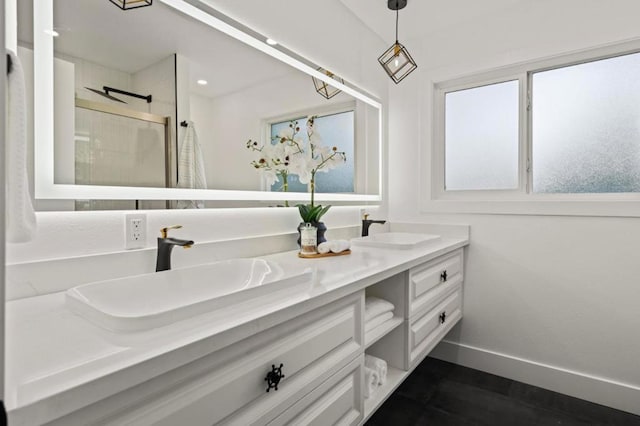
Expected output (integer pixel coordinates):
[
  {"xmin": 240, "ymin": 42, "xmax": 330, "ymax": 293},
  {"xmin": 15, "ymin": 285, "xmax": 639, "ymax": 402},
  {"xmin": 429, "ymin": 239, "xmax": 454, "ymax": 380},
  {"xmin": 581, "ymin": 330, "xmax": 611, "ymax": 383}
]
[
  {"xmin": 365, "ymin": 311, "xmax": 394, "ymax": 333},
  {"xmin": 177, "ymin": 121, "xmax": 207, "ymax": 209},
  {"xmin": 365, "ymin": 297, "xmax": 395, "ymax": 323},
  {"xmin": 365, "ymin": 354, "xmax": 388, "ymax": 386},
  {"xmin": 364, "ymin": 366, "xmax": 379, "ymax": 399},
  {"xmin": 317, "ymin": 241, "xmax": 331, "ymax": 254},
  {"xmin": 6, "ymin": 51, "xmax": 36, "ymax": 243},
  {"xmin": 330, "ymin": 239, "xmax": 350, "ymax": 253}
]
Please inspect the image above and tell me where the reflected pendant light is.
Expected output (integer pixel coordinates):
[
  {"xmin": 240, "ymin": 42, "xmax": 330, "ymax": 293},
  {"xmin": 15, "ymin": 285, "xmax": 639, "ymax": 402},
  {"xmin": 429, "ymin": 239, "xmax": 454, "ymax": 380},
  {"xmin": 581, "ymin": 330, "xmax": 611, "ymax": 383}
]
[
  {"xmin": 109, "ymin": 0, "xmax": 153, "ymax": 10},
  {"xmin": 312, "ymin": 68, "xmax": 344, "ymax": 99},
  {"xmin": 378, "ymin": 0, "xmax": 417, "ymax": 84}
]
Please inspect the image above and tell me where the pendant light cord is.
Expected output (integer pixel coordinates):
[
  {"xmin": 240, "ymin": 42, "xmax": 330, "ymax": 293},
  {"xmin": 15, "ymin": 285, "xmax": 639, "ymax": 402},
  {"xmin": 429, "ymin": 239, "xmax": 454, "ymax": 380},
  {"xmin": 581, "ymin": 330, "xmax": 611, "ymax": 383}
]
[{"xmin": 395, "ymin": 2, "xmax": 399, "ymax": 43}]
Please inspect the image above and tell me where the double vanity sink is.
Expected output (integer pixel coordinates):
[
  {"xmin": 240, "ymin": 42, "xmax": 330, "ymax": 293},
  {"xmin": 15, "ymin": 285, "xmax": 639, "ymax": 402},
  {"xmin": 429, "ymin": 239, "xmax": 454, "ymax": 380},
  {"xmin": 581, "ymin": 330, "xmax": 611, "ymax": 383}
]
[
  {"xmin": 65, "ymin": 233, "xmax": 442, "ymax": 333},
  {"xmin": 8, "ymin": 227, "xmax": 468, "ymax": 425}
]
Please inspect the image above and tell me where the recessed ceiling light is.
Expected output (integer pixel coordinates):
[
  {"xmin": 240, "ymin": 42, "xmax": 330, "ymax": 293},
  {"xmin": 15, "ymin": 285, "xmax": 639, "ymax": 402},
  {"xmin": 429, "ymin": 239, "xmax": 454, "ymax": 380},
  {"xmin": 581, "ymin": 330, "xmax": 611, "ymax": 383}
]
[
  {"xmin": 44, "ymin": 29, "xmax": 59, "ymax": 37},
  {"xmin": 197, "ymin": 79, "xmax": 208, "ymax": 86},
  {"xmin": 266, "ymin": 38, "xmax": 278, "ymax": 46}
]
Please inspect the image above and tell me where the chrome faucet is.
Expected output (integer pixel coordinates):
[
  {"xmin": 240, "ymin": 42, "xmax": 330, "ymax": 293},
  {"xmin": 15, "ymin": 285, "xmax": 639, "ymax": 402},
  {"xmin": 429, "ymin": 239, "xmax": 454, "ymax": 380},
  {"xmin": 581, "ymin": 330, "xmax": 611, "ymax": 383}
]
[
  {"xmin": 156, "ymin": 225, "xmax": 194, "ymax": 272},
  {"xmin": 362, "ymin": 214, "xmax": 386, "ymax": 237}
]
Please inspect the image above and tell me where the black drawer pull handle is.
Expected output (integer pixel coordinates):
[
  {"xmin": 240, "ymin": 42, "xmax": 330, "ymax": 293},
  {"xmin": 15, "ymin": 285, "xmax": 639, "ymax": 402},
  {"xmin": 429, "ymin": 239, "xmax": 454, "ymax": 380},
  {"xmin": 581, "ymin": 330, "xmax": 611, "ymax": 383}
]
[
  {"xmin": 265, "ymin": 363, "xmax": 285, "ymax": 392},
  {"xmin": 439, "ymin": 312, "xmax": 447, "ymax": 324},
  {"xmin": 440, "ymin": 270, "xmax": 448, "ymax": 282}
]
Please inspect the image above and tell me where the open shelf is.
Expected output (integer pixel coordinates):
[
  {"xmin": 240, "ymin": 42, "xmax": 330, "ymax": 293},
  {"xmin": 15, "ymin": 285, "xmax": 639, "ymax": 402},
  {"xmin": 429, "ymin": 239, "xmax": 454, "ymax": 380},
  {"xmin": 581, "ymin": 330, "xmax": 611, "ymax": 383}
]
[
  {"xmin": 362, "ymin": 366, "xmax": 407, "ymax": 422},
  {"xmin": 364, "ymin": 316, "xmax": 403, "ymax": 349}
]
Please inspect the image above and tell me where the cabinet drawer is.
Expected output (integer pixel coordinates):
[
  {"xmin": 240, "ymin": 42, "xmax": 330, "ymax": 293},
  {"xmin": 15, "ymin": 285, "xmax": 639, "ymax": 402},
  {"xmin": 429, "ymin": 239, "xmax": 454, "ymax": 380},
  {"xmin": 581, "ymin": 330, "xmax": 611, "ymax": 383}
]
[
  {"xmin": 409, "ymin": 286, "xmax": 462, "ymax": 365},
  {"xmin": 269, "ymin": 356, "xmax": 363, "ymax": 426},
  {"xmin": 409, "ymin": 249, "xmax": 463, "ymax": 317},
  {"xmin": 91, "ymin": 293, "xmax": 363, "ymax": 426}
]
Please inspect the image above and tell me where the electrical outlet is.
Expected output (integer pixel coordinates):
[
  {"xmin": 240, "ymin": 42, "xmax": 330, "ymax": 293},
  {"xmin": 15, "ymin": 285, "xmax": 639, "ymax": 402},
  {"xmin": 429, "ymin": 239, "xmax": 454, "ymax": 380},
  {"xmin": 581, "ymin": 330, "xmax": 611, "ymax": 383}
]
[{"xmin": 125, "ymin": 213, "xmax": 147, "ymax": 250}]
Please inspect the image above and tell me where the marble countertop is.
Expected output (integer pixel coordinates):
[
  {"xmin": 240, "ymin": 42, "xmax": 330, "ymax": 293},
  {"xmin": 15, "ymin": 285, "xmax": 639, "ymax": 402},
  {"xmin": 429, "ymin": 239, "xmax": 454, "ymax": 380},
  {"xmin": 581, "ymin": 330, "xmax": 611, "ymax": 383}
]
[{"xmin": 6, "ymin": 236, "xmax": 468, "ymax": 425}]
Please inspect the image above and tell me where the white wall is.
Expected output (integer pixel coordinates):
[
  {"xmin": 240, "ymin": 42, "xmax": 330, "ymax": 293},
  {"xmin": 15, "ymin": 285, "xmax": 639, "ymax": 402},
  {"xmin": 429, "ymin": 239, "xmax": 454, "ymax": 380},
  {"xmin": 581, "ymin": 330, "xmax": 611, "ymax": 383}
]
[{"xmin": 387, "ymin": 0, "xmax": 640, "ymax": 414}]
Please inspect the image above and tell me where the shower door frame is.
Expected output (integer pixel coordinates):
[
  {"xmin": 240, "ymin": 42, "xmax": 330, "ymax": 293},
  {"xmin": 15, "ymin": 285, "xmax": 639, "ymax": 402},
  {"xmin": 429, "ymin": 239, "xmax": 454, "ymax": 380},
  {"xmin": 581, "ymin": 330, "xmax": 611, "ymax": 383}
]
[{"xmin": 75, "ymin": 98, "xmax": 175, "ymax": 207}]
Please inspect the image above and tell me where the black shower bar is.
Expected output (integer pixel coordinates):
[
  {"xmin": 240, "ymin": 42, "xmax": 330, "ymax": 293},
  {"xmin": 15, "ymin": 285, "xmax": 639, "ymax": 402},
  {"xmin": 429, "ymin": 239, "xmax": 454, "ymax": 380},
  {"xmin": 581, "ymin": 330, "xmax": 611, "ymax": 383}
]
[
  {"xmin": 7, "ymin": 53, "xmax": 13, "ymax": 75},
  {"xmin": 104, "ymin": 86, "xmax": 152, "ymax": 103}
]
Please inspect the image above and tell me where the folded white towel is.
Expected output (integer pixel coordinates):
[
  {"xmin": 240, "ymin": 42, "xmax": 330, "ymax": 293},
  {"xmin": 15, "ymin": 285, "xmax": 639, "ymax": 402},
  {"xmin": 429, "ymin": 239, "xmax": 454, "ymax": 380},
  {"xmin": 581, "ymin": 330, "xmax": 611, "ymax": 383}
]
[
  {"xmin": 365, "ymin": 311, "xmax": 394, "ymax": 333},
  {"xmin": 6, "ymin": 51, "xmax": 36, "ymax": 243},
  {"xmin": 330, "ymin": 239, "xmax": 350, "ymax": 253},
  {"xmin": 317, "ymin": 241, "xmax": 331, "ymax": 254},
  {"xmin": 365, "ymin": 354, "xmax": 388, "ymax": 386},
  {"xmin": 365, "ymin": 297, "xmax": 395, "ymax": 323},
  {"xmin": 364, "ymin": 366, "xmax": 379, "ymax": 399}
]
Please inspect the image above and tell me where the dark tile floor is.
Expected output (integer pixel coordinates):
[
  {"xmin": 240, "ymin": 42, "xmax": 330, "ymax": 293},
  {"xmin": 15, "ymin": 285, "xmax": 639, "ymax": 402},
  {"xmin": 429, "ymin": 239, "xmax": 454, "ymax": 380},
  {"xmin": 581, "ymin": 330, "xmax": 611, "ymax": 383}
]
[{"xmin": 366, "ymin": 357, "xmax": 640, "ymax": 426}]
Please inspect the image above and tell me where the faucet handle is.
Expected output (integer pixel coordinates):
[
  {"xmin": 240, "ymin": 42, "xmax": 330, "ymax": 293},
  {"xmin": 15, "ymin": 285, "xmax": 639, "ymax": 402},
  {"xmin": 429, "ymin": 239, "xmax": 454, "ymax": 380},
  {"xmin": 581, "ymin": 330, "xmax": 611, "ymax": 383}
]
[{"xmin": 160, "ymin": 225, "xmax": 183, "ymax": 238}]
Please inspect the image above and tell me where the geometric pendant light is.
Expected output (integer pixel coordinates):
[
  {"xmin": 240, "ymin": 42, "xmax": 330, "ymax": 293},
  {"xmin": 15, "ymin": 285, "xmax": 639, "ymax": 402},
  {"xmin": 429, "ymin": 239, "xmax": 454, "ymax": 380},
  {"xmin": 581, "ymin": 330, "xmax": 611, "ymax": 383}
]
[
  {"xmin": 378, "ymin": 0, "xmax": 417, "ymax": 84},
  {"xmin": 312, "ymin": 68, "xmax": 344, "ymax": 99},
  {"xmin": 109, "ymin": 0, "xmax": 153, "ymax": 10}
]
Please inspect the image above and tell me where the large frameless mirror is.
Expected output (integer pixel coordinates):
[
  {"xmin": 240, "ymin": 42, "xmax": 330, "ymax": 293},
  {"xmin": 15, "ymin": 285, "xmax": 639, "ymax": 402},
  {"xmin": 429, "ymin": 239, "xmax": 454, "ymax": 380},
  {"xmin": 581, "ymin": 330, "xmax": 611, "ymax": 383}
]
[{"xmin": 19, "ymin": 0, "xmax": 382, "ymax": 210}]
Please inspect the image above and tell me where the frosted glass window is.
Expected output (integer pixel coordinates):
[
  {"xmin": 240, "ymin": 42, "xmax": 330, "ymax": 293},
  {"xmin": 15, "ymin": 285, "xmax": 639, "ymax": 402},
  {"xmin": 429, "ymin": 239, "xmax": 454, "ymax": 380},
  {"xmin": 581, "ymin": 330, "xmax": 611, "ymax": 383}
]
[
  {"xmin": 445, "ymin": 81, "xmax": 519, "ymax": 190},
  {"xmin": 532, "ymin": 53, "xmax": 640, "ymax": 193}
]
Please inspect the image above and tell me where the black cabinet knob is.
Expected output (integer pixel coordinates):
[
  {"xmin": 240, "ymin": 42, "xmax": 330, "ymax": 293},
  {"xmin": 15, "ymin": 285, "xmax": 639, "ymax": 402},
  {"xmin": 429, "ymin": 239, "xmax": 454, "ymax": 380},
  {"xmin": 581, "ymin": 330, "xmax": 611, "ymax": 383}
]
[
  {"xmin": 439, "ymin": 312, "xmax": 447, "ymax": 324},
  {"xmin": 265, "ymin": 363, "xmax": 285, "ymax": 392},
  {"xmin": 440, "ymin": 270, "xmax": 448, "ymax": 282}
]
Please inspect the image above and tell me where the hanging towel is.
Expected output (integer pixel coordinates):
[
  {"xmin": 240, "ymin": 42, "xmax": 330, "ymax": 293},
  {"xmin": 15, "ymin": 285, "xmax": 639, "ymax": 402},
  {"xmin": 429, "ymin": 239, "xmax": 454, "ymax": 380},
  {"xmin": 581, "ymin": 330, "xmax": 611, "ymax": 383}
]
[
  {"xmin": 365, "ymin": 311, "xmax": 394, "ymax": 333},
  {"xmin": 364, "ymin": 366, "xmax": 379, "ymax": 399},
  {"xmin": 365, "ymin": 354, "xmax": 388, "ymax": 386},
  {"xmin": 6, "ymin": 51, "xmax": 36, "ymax": 243},
  {"xmin": 364, "ymin": 297, "xmax": 395, "ymax": 323},
  {"xmin": 177, "ymin": 121, "xmax": 207, "ymax": 209}
]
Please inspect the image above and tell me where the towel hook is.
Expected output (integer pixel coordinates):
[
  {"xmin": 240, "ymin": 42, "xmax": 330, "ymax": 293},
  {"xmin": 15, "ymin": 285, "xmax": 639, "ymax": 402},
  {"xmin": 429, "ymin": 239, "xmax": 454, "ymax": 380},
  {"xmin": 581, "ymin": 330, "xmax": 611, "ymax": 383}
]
[
  {"xmin": 6, "ymin": 53, "xmax": 13, "ymax": 75},
  {"xmin": 180, "ymin": 120, "xmax": 189, "ymax": 127}
]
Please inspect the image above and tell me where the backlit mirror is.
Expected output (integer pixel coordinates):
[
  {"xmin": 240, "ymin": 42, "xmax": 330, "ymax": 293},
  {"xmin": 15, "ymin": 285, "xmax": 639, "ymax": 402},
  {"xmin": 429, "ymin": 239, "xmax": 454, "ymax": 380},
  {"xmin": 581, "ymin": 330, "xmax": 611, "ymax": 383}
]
[{"xmin": 19, "ymin": 0, "xmax": 382, "ymax": 210}]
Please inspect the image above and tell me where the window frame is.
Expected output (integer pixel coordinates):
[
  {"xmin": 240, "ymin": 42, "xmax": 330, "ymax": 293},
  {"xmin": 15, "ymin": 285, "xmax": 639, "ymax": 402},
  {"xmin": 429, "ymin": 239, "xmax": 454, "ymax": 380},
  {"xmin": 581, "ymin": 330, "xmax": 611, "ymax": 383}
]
[{"xmin": 426, "ymin": 39, "xmax": 640, "ymax": 217}]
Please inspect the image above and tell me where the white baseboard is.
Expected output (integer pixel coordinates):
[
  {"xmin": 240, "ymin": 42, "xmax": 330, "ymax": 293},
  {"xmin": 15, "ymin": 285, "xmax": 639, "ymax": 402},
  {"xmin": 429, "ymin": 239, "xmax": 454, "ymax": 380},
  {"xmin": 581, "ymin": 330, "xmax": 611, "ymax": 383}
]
[{"xmin": 430, "ymin": 340, "xmax": 640, "ymax": 416}]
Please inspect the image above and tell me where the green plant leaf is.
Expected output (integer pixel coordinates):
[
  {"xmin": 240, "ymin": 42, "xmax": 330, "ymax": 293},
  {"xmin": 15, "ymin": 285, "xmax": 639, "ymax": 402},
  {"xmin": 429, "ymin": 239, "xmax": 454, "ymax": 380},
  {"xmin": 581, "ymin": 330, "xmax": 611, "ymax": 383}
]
[{"xmin": 316, "ymin": 205, "xmax": 331, "ymax": 221}]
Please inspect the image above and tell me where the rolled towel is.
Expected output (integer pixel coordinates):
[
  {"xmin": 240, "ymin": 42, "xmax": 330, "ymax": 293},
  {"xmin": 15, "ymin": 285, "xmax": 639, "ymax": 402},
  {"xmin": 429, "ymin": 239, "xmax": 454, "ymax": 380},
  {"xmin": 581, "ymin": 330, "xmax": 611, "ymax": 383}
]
[
  {"xmin": 330, "ymin": 239, "xmax": 350, "ymax": 253},
  {"xmin": 317, "ymin": 242, "xmax": 332, "ymax": 254},
  {"xmin": 363, "ymin": 366, "xmax": 379, "ymax": 399},
  {"xmin": 365, "ymin": 311, "xmax": 394, "ymax": 333},
  {"xmin": 365, "ymin": 297, "xmax": 395, "ymax": 323},
  {"xmin": 365, "ymin": 354, "xmax": 388, "ymax": 386}
]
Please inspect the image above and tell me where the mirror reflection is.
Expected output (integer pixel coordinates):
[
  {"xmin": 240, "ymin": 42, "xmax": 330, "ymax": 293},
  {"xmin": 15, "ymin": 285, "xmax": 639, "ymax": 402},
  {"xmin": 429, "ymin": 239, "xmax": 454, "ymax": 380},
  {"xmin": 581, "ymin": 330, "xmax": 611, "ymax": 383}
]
[{"xmin": 19, "ymin": 0, "xmax": 381, "ymax": 210}]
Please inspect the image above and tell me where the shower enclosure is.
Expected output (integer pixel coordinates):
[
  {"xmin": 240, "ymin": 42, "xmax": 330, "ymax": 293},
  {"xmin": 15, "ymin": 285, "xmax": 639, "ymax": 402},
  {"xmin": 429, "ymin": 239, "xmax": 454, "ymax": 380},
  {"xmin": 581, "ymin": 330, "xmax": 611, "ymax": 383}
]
[{"xmin": 73, "ymin": 98, "xmax": 175, "ymax": 210}]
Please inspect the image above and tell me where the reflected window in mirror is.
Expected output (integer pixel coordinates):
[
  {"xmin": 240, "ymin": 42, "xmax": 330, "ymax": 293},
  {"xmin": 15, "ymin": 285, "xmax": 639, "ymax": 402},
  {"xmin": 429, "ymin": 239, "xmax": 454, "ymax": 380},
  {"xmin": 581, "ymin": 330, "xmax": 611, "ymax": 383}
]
[{"xmin": 268, "ymin": 107, "xmax": 355, "ymax": 194}]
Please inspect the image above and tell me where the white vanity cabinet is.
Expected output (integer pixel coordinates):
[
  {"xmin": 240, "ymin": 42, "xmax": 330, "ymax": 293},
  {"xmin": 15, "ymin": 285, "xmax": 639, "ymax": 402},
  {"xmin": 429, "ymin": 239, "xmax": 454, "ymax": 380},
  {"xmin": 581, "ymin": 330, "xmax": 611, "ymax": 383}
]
[
  {"xmin": 30, "ymin": 245, "xmax": 465, "ymax": 426},
  {"xmin": 48, "ymin": 293, "xmax": 364, "ymax": 426}
]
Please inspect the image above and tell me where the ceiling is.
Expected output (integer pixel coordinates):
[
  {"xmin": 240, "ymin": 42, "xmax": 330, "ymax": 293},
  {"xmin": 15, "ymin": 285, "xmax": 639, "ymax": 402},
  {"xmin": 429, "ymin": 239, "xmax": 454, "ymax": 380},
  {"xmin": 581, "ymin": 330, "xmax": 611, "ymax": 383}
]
[
  {"xmin": 18, "ymin": 0, "xmax": 296, "ymax": 99},
  {"xmin": 338, "ymin": 0, "xmax": 524, "ymax": 43}
]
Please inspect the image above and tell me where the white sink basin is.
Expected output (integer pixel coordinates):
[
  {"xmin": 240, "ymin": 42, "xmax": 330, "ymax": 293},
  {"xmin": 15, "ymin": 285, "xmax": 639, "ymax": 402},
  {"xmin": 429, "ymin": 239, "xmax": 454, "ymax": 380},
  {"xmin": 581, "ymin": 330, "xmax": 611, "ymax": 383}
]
[
  {"xmin": 351, "ymin": 232, "xmax": 441, "ymax": 249},
  {"xmin": 65, "ymin": 259, "xmax": 312, "ymax": 332}
]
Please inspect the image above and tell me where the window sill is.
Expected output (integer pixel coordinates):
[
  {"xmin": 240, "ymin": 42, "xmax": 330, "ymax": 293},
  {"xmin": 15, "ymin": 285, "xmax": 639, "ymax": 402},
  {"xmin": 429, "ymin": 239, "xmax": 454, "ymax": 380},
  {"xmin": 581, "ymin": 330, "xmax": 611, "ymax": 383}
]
[{"xmin": 421, "ymin": 198, "xmax": 640, "ymax": 217}]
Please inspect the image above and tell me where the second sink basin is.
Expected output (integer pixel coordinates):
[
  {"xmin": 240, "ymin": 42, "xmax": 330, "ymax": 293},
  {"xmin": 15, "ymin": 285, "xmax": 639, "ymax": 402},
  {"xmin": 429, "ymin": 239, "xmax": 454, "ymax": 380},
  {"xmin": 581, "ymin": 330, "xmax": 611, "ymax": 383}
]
[
  {"xmin": 351, "ymin": 232, "xmax": 441, "ymax": 249},
  {"xmin": 65, "ymin": 259, "xmax": 313, "ymax": 332}
]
